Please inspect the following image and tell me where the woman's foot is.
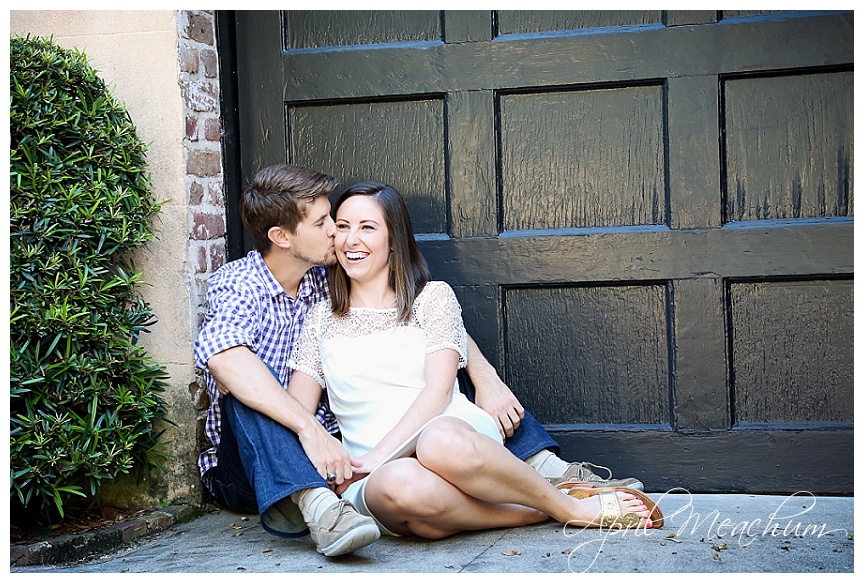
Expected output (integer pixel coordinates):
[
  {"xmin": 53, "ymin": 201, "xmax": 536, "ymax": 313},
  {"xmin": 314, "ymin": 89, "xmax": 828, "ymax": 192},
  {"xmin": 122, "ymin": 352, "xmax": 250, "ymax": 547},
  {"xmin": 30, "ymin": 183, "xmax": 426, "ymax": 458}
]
[{"xmin": 563, "ymin": 488, "xmax": 654, "ymax": 529}]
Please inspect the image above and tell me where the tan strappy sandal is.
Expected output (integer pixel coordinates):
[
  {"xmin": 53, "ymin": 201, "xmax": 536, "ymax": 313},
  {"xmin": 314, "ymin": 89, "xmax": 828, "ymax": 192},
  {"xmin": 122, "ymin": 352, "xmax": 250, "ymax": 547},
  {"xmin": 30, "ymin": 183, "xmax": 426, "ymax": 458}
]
[{"xmin": 557, "ymin": 481, "xmax": 664, "ymax": 529}]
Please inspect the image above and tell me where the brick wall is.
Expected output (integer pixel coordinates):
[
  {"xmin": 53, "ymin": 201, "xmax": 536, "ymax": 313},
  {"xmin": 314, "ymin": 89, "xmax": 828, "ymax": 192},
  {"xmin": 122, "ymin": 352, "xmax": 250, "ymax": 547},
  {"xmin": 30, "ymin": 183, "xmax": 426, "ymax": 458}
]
[
  {"xmin": 179, "ymin": 10, "xmax": 226, "ymax": 332},
  {"xmin": 179, "ymin": 10, "xmax": 225, "ymax": 443}
]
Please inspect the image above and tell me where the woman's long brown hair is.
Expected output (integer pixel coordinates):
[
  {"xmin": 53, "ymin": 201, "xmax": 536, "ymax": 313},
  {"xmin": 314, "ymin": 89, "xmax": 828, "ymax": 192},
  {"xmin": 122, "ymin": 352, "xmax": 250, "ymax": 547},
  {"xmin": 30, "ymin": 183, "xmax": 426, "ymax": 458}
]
[{"xmin": 328, "ymin": 182, "xmax": 430, "ymax": 323}]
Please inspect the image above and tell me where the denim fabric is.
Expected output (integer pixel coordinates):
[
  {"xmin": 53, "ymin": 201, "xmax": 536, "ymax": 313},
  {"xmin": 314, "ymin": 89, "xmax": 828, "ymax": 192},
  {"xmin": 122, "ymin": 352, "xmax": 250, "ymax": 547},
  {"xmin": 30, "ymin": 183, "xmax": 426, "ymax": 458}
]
[
  {"xmin": 212, "ymin": 394, "xmax": 330, "ymax": 537},
  {"xmin": 210, "ymin": 402, "xmax": 258, "ymax": 514},
  {"xmin": 456, "ymin": 369, "xmax": 560, "ymax": 459}
]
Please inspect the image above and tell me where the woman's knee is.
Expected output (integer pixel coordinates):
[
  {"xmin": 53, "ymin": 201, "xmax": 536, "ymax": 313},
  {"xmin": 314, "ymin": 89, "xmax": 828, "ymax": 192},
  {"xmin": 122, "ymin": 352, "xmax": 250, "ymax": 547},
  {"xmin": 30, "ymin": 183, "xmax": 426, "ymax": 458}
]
[
  {"xmin": 366, "ymin": 461, "xmax": 442, "ymax": 516},
  {"xmin": 415, "ymin": 418, "xmax": 484, "ymax": 473}
]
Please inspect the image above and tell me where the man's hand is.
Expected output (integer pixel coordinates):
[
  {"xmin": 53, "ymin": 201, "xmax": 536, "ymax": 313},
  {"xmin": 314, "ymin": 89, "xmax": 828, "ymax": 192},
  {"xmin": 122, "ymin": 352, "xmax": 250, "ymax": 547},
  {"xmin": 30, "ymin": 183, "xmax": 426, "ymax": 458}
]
[
  {"xmin": 465, "ymin": 335, "xmax": 525, "ymax": 439},
  {"xmin": 334, "ymin": 451, "xmax": 384, "ymax": 495},
  {"xmin": 216, "ymin": 379, "xmax": 230, "ymax": 396},
  {"xmin": 296, "ymin": 423, "xmax": 355, "ymax": 486},
  {"xmin": 472, "ymin": 371, "xmax": 525, "ymax": 439}
]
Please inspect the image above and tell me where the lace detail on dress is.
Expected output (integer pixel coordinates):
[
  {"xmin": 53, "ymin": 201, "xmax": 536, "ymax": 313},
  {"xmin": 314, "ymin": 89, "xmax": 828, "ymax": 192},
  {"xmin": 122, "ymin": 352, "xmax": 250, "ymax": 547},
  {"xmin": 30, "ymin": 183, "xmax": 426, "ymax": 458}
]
[{"xmin": 289, "ymin": 281, "xmax": 467, "ymax": 387}]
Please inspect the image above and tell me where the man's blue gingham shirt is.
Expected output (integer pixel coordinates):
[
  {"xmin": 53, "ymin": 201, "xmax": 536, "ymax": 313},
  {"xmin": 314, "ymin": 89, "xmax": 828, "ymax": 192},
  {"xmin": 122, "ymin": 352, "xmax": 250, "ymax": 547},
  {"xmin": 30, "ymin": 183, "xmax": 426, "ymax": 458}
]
[{"xmin": 193, "ymin": 250, "xmax": 336, "ymax": 490}]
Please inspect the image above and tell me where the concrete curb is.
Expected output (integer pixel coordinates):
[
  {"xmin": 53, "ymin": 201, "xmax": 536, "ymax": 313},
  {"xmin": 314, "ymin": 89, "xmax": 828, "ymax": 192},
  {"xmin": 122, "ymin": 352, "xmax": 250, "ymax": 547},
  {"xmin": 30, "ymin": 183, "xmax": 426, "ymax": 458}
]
[{"xmin": 10, "ymin": 504, "xmax": 205, "ymax": 568}]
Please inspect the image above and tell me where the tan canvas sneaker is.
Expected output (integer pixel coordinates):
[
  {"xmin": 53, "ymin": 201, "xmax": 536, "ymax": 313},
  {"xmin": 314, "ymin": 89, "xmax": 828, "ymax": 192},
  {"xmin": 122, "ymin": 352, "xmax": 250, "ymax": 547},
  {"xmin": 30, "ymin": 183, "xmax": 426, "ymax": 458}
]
[
  {"xmin": 548, "ymin": 461, "xmax": 644, "ymax": 491},
  {"xmin": 308, "ymin": 499, "xmax": 380, "ymax": 557}
]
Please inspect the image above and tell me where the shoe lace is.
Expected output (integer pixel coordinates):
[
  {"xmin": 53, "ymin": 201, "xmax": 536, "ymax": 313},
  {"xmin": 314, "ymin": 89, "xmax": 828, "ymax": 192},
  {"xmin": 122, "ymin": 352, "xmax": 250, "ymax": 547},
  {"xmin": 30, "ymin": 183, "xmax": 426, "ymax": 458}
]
[
  {"xmin": 323, "ymin": 499, "xmax": 349, "ymax": 533},
  {"xmin": 576, "ymin": 461, "xmax": 613, "ymax": 481}
]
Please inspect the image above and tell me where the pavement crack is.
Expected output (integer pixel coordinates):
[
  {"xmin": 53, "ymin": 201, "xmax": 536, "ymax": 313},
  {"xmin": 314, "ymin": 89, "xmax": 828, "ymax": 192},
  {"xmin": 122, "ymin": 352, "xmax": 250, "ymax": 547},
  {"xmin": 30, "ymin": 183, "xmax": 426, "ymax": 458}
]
[{"xmin": 457, "ymin": 528, "xmax": 514, "ymax": 572}]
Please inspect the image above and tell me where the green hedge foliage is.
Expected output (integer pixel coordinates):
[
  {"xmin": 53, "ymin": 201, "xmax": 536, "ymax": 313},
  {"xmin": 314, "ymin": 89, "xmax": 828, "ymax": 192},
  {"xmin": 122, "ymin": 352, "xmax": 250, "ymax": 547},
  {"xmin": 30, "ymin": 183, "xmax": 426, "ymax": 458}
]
[{"xmin": 10, "ymin": 35, "xmax": 171, "ymax": 519}]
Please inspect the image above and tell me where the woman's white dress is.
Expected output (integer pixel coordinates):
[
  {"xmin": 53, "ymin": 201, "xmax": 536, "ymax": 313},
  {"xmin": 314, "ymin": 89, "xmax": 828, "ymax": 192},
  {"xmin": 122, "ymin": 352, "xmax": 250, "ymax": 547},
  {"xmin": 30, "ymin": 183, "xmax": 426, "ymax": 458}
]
[{"xmin": 289, "ymin": 281, "xmax": 501, "ymax": 533}]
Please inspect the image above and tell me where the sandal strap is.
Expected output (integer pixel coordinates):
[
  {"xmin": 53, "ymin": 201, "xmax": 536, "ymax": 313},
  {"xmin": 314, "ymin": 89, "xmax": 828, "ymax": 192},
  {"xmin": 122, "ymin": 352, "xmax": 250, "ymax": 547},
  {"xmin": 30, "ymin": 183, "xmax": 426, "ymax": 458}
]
[
  {"xmin": 597, "ymin": 490, "xmax": 641, "ymax": 529},
  {"xmin": 554, "ymin": 479, "xmax": 596, "ymax": 491}
]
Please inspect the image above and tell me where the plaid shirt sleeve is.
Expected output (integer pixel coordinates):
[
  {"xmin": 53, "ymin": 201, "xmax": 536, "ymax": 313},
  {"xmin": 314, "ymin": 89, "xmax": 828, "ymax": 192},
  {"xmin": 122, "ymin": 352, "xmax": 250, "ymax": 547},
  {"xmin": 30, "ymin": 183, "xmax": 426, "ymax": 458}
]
[
  {"xmin": 194, "ymin": 279, "xmax": 262, "ymax": 370},
  {"xmin": 194, "ymin": 267, "xmax": 268, "ymax": 485}
]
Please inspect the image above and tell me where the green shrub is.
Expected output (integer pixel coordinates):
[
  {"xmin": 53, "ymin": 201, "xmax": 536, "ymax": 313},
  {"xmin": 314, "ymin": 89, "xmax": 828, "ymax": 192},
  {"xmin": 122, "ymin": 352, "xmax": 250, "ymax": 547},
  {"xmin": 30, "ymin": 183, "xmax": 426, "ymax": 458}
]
[{"xmin": 9, "ymin": 35, "xmax": 171, "ymax": 520}]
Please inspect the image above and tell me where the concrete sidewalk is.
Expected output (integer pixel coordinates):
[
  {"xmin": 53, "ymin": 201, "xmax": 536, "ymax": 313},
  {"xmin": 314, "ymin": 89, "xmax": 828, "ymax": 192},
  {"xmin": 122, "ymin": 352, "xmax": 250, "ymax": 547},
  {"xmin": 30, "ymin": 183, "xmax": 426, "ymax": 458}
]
[{"xmin": 11, "ymin": 493, "xmax": 854, "ymax": 573}]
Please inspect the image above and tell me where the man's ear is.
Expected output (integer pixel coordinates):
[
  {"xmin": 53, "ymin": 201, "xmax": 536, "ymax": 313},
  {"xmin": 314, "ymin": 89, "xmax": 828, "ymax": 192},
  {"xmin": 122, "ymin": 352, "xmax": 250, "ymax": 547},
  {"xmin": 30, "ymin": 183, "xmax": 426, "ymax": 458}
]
[{"xmin": 267, "ymin": 225, "xmax": 291, "ymax": 250}]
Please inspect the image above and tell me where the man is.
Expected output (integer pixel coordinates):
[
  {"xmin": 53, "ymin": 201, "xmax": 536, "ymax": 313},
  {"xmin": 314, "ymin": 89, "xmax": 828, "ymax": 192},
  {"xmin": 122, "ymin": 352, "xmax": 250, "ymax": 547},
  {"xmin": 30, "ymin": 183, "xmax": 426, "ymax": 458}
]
[{"xmin": 194, "ymin": 164, "xmax": 641, "ymax": 558}]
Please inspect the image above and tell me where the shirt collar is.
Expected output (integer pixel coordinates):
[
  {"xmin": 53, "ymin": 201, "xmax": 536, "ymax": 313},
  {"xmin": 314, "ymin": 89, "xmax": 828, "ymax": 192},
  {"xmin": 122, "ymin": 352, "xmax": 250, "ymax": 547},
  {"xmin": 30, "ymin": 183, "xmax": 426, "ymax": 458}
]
[
  {"xmin": 296, "ymin": 266, "xmax": 324, "ymax": 301},
  {"xmin": 249, "ymin": 250, "xmax": 322, "ymax": 302},
  {"xmin": 249, "ymin": 250, "xmax": 286, "ymax": 299}
]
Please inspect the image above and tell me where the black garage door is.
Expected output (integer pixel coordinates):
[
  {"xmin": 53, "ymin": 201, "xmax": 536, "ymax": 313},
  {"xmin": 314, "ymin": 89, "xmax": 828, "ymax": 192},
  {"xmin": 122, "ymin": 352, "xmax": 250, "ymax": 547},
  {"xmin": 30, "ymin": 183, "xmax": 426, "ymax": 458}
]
[{"xmin": 220, "ymin": 10, "xmax": 853, "ymax": 493}]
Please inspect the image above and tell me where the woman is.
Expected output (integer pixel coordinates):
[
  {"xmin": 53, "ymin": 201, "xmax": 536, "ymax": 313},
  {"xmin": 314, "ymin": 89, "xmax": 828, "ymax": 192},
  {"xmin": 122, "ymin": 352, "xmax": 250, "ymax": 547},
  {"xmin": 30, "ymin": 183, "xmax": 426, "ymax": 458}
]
[{"xmin": 287, "ymin": 182, "xmax": 662, "ymax": 538}]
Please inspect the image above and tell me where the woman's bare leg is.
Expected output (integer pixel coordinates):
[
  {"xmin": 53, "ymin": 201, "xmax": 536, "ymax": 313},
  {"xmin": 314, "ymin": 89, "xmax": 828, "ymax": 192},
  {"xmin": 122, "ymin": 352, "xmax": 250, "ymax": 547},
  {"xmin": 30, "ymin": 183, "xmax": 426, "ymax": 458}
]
[
  {"xmin": 413, "ymin": 417, "xmax": 652, "ymax": 528},
  {"xmin": 364, "ymin": 457, "xmax": 549, "ymax": 538}
]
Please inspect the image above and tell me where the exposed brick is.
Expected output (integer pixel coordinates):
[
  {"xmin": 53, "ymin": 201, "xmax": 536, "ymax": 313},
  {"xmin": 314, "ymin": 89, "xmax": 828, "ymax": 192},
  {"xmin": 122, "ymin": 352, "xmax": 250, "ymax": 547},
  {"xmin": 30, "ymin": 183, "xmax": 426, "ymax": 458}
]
[
  {"xmin": 207, "ymin": 180, "xmax": 225, "ymax": 207},
  {"xmin": 189, "ymin": 180, "xmax": 204, "ymax": 205},
  {"xmin": 10, "ymin": 544, "xmax": 27, "ymax": 565},
  {"xmin": 185, "ymin": 115, "xmax": 198, "ymax": 141},
  {"xmin": 182, "ymin": 80, "xmax": 219, "ymax": 113},
  {"xmin": 111, "ymin": 520, "xmax": 148, "ymax": 542},
  {"xmin": 145, "ymin": 511, "xmax": 175, "ymax": 532},
  {"xmin": 192, "ymin": 211, "xmax": 226, "ymax": 240},
  {"xmin": 179, "ymin": 46, "xmax": 199, "ymax": 74},
  {"xmin": 204, "ymin": 117, "xmax": 221, "ymax": 142},
  {"xmin": 201, "ymin": 48, "xmax": 218, "ymax": 78},
  {"xmin": 194, "ymin": 274, "xmax": 209, "ymax": 299},
  {"xmin": 186, "ymin": 12, "xmax": 214, "ymax": 45},
  {"xmin": 182, "ymin": 10, "xmax": 224, "ymax": 336},
  {"xmin": 187, "ymin": 149, "xmax": 222, "ymax": 178},
  {"xmin": 195, "ymin": 245, "xmax": 208, "ymax": 273},
  {"xmin": 210, "ymin": 242, "xmax": 226, "ymax": 270}
]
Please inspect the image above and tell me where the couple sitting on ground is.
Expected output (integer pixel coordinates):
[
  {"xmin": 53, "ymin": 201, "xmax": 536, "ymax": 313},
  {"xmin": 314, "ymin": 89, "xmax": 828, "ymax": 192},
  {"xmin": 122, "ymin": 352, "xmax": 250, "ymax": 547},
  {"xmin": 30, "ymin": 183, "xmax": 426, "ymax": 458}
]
[{"xmin": 194, "ymin": 164, "xmax": 663, "ymax": 557}]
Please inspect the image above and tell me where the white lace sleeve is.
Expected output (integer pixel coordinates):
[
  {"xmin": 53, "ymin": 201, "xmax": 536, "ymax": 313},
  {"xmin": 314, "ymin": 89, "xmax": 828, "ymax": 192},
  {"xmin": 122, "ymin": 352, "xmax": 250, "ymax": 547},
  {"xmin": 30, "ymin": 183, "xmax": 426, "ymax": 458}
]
[
  {"xmin": 288, "ymin": 301, "xmax": 327, "ymax": 388},
  {"xmin": 415, "ymin": 281, "xmax": 468, "ymax": 368}
]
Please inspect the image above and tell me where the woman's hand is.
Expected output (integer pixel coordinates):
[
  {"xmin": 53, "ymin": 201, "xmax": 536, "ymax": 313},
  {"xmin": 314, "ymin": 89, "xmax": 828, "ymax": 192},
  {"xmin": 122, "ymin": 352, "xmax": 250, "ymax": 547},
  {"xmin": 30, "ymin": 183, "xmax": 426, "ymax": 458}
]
[{"xmin": 334, "ymin": 453, "xmax": 380, "ymax": 495}]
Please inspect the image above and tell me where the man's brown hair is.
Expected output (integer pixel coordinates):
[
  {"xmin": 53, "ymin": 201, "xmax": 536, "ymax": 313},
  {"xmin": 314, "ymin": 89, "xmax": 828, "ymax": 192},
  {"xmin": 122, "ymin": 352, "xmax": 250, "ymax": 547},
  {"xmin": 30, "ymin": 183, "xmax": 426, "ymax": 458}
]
[{"xmin": 240, "ymin": 164, "xmax": 339, "ymax": 254}]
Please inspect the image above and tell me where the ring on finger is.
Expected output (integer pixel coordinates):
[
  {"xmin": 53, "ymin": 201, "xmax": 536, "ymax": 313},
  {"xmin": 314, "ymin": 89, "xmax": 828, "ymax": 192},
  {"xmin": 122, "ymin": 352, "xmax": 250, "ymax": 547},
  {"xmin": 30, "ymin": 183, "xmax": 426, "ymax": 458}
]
[{"xmin": 326, "ymin": 472, "xmax": 337, "ymax": 483}]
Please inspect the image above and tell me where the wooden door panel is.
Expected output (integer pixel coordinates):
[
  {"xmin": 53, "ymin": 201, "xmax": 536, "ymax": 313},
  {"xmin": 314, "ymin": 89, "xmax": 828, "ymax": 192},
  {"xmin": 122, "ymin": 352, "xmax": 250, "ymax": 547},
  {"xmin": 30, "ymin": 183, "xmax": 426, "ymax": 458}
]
[
  {"xmin": 421, "ymin": 223, "xmax": 852, "ymax": 285},
  {"xmin": 283, "ymin": 10, "xmax": 441, "ymax": 49},
  {"xmin": 499, "ymin": 84, "xmax": 666, "ymax": 230},
  {"xmin": 274, "ymin": 12, "xmax": 850, "ymax": 103},
  {"xmin": 496, "ymin": 10, "xmax": 663, "ymax": 34},
  {"xmin": 505, "ymin": 284, "xmax": 671, "ymax": 426},
  {"xmin": 724, "ymin": 71, "xmax": 853, "ymax": 222},
  {"xmin": 730, "ymin": 279, "xmax": 853, "ymax": 425}
]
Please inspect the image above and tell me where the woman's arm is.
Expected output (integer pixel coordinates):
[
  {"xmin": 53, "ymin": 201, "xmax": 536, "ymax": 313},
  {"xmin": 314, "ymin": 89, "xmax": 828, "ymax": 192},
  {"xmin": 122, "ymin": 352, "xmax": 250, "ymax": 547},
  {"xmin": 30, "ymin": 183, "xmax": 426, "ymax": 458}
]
[{"xmin": 286, "ymin": 369, "xmax": 324, "ymax": 414}]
